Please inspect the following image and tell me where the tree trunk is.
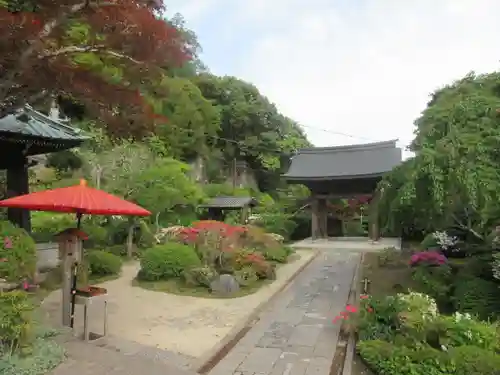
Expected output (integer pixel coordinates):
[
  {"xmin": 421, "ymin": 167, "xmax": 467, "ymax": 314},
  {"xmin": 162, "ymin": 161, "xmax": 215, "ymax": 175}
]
[
  {"xmin": 126, "ymin": 219, "xmax": 135, "ymax": 258},
  {"xmin": 155, "ymin": 212, "xmax": 161, "ymax": 232}
]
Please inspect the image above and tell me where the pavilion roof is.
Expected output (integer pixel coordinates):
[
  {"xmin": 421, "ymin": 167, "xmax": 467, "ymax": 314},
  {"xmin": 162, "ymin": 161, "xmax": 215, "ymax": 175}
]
[
  {"xmin": 283, "ymin": 140, "xmax": 402, "ymax": 181},
  {"xmin": 0, "ymin": 106, "xmax": 88, "ymax": 156},
  {"xmin": 199, "ymin": 196, "xmax": 258, "ymax": 209}
]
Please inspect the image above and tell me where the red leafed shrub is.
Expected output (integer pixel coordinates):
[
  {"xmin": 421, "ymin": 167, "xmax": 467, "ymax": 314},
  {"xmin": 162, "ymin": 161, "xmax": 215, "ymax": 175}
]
[
  {"xmin": 0, "ymin": 1, "xmax": 192, "ymax": 137},
  {"xmin": 171, "ymin": 221, "xmax": 280, "ymax": 279}
]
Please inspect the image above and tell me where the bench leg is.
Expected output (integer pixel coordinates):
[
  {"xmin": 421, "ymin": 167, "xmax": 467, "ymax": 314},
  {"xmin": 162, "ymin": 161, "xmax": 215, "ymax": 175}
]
[{"xmin": 83, "ymin": 304, "xmax": 89, "ymax": 341}]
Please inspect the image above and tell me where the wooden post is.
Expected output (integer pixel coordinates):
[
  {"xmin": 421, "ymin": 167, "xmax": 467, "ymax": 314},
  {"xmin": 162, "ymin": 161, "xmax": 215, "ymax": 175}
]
[
  {"xmin": 61, "ymin": 255, "xmax": 73, "ymax": 327},
  {"xmin": 56, "ymin": 229, "xmax": 83, "ymax": 327},
  {"xmin": 318, "ymin": 198, "xmax": 328, "ymax": 238},
  {"xmin": 6, "ymin": 155, "xmax": 31, "ymax": 232},
  {"xmin": 311, "ymin": 197, "xmax": 319, "ymax": 240},
  {"xmin": 361, "ymin": 278, "xmax": 371, "ymax": 294}
]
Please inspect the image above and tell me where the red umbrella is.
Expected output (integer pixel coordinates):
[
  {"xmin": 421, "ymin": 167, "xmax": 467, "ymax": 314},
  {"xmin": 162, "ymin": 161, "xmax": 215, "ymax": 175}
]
[
  {"xmin": 0, "ymin": 179, "xmax": 150, "ymax": 328},
  {"xmin": 0, "ymin": 179, "xmax": 150, "ymax": 218}
]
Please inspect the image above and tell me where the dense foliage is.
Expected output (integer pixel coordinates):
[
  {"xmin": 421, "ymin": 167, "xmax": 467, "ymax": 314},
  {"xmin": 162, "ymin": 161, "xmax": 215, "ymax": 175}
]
[
  {"xmin": 376, "ymin": 72, "xmax": 500, "ymax": 240},
  {"xmin": 357, "ymin": 292, "xmax": 500, "ymax": 375},
  {"xmin": 0, "ymin": 221, "xmax": 36, "ymax": 282}
]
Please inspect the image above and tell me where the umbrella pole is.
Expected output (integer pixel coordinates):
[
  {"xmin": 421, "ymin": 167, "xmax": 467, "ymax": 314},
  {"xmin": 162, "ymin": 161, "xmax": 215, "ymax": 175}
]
[
  {"xmin": 70, "ymin": 262, "xmax": 77, "ymax": 328},
  {"xmin": 70, "ymin": 213, "xmax": 83, "ymax": 328}
]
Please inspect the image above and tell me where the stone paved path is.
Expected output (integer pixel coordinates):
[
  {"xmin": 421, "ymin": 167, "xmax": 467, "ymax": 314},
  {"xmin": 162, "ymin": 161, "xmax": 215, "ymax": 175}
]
[
  {"xmin": 208, "ymin": 250, "xmax": 360, "ymax": 375},
  {"xmin": 48, "ymin": 339, "xmax": 198, "ymax": 375}
]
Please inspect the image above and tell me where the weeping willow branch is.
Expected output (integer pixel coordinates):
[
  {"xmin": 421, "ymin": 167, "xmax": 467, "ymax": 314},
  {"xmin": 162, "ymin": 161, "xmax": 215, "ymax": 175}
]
[{"xmin": 450, "ymin": 213, "xmax": 484, "ymax": 240}]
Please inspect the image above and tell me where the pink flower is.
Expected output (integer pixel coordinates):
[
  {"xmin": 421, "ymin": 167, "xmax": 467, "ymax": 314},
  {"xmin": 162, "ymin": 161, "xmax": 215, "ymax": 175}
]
[
  {"xmin": 409, "ymin": 251, "xmax": 447, "ymax": 266},
  {"xmin": 3, "ymin": 237, "xmax": 12, "ymax": 249},
  {"xmin": 360, "ymin": 294, "xmax": 369, "ymax": 300},
  {"xmin": 346, "ymin": 305, "xmax": 357, "ymax": 313}
]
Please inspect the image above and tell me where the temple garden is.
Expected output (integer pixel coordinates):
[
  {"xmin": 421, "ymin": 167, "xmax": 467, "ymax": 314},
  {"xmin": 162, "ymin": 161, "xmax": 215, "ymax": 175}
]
[{"xmin": 1, "ymin": 213, "xmax": 312, "ymax": 373}]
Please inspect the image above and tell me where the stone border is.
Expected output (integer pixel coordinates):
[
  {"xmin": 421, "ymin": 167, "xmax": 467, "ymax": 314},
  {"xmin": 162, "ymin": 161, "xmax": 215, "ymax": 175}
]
[
  {"xmin": 341, "ymin": 252, "xmax": 364, "ymax": 375},
  {"xmin": 195, "ymin": 249, "xmax": 320, "ymax": 373}
]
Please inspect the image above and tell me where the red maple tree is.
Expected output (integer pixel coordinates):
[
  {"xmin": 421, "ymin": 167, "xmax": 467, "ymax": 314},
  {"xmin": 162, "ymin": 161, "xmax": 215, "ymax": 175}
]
[{"xmin": 0, "ymin": 0, "xmax": 191, "ymax": 136}]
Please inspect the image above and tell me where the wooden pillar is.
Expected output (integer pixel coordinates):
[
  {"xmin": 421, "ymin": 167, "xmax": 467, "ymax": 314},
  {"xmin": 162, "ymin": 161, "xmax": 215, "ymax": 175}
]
[
  {"xmin": 311, "ymin": 197, "xmax": 320, "ymax": 240},
  {"xmin": 318, "ymin": 198, "xmax": 328, "ymax": 238},
  {"xmin": 6, "ymin": 154, "xmax": 31, "ymax": 232}
]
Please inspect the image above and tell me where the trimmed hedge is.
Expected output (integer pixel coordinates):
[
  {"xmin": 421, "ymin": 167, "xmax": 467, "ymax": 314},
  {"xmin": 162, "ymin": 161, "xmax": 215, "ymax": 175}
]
[{"xmin": 138, "ymin": 243, "xmax": 201, "ymax": 281}]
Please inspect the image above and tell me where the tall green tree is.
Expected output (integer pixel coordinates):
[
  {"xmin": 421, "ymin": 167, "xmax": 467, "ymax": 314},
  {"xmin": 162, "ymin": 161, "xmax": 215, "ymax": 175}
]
[
  {"xmin": 193, "ymin": 74, "xmax": 310, "ymax": 191},
  {"xmin": 376, "ymin": 72, "xmax": 500, "ymax": 239},
  {"xmin": 155, "ymin": 76, "xmax": 220, "ymax": 160}
]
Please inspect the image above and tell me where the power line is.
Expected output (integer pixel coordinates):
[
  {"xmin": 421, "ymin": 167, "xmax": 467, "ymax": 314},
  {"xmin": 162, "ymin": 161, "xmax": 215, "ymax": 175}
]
[{"xmin": 297, "ymin": 123, "xmax": 380, "ymax": 142}]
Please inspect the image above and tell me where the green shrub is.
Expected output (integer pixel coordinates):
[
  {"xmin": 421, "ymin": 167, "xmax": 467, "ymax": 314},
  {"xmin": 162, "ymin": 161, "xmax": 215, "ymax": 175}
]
[
  {"xmin": 0, "ymin": 291, "xmax": 35, "ymax": 354},
  {"xmin": 182, "ymin": 266, "xmax": 217, "ymax": 288},
  {"xmin": 452, "ymin": 276, "xmax": 500, "ymax": 321},
  {"xmin": 138, "ymin": 243, "xmax": 201, "ymax": 281},
  {"xmin": 256, "ymin": 213, "xmax": 297, "ymax": 239},
  {"xmin": 450, "ymin": 345, "xmax": 500, "ymax": 375},
  {"xmin": 234, "ymin": 266, "xmax": 258, "ymax": 287},
  {"xmin": 411, "ymin": 264, "xmax": 452, "ymax": 304},
  {"xmin": 0, "ymin": 221, "xmax": 36, "ymax": 282},
  {"xmin": 435, "ymin": 313, "xmax": 499, "ymax": 351},
  {"xmin": 80, "ymin": 222, "xmax": 108, "ymax": 249},
  {"xmin": 86, "ymin": 251, "xmax": 122, "ymax": 276},
  {"xmin": 420, "ymin": 232, "xmax": 439, "ymax": 250},
  {"xmin": 357, "ymin": 295, "xmax": 404, "ymax": 341},
  {"xmin": 0, "ymin": 337, "xmax": 65, "ymax": 375},
  {"xmin": 261, "ymin": 246, "xmax": 288, "ymax": 263},
  {"xmin": 357, "ymin": 340, "xmax": 454, "ymax": 375},
  {"xmin": 106, "ymin": 244, "xmax": 127, "ymax": 257}
]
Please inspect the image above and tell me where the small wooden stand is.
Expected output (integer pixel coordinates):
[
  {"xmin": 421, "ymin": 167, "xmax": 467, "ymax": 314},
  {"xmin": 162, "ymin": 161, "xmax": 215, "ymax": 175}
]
[{"xmin": 75, "ymin": 294, "xmax": 108, "ymax": 341}]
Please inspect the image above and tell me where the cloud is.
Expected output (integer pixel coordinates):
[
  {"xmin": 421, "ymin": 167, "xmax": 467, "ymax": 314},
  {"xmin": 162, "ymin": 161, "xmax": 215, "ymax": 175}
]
[{"xmin": 167, "ymin": 0, "xmax": 500, "ymax": 157}]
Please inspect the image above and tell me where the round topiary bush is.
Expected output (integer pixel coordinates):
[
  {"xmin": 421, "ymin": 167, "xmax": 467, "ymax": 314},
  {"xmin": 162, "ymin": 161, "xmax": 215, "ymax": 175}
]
[
  {"xmin": 86, "ymin": 250, "xmax": 122, "ymax": 276},
  {"xmin": 138, "ymin": 243, "xmax": 201, "ymax": 281},
  {"xmin": 0, "ymin": 220, "xmax": 37, "ymax": 282}
]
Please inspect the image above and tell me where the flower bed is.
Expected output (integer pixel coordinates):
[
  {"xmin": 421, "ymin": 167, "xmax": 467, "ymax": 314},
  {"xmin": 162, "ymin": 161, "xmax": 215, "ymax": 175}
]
[
  {"xmin": 355, "ymin": 292, "xmax": 500, "ymax": 375},
  {"xmin": 135, "ymin": 220, "xmax": 294, "ymax": 297},
  {"xmin": 355, "ymin": 242, "xmax": 500, "ymax": 375}
]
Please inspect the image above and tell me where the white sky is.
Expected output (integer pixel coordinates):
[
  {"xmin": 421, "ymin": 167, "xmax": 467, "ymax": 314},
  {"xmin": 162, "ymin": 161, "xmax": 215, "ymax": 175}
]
[{"xmin": 166, "ymin": 0, "xmax": 500, "ymax": 158}]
